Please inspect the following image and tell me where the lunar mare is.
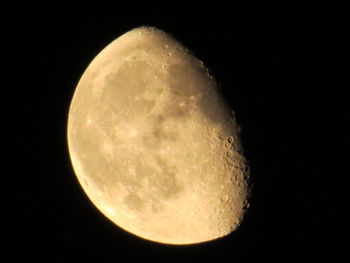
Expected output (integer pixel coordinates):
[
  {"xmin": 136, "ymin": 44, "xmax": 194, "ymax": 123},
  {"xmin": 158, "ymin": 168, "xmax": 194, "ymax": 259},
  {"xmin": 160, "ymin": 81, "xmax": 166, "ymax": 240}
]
[{"xmin": 67, "ymin": 27, "xmax": 249, "ymax": 245}]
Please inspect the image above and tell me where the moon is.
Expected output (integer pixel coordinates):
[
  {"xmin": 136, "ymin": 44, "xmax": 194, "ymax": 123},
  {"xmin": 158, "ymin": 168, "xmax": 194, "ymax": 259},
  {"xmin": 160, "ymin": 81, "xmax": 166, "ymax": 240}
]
[{"xmin": 67, "ymin": 26, "xmax": 250, "ymax": 245}]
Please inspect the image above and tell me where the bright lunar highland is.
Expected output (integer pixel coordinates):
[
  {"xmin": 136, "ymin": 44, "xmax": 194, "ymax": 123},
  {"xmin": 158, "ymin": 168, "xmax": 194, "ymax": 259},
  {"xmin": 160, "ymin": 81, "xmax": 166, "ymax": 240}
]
[{"xmin": 67, "ymin": 26, "xmax": 250, "ymax": 245}]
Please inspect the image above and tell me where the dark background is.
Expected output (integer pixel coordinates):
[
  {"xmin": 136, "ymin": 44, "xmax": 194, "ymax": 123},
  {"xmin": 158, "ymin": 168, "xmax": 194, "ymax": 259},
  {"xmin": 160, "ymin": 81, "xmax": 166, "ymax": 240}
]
[{"xmin": 3, "ymin": 8, "xmax": 349, "ymax": 262}]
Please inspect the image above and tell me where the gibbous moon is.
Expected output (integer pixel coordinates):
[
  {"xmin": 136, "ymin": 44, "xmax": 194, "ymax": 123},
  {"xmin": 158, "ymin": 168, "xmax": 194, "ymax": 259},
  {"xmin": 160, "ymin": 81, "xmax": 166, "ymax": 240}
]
[{"xmin": 67, "ymin": 27, "xmax": 250, "ymax": 245}]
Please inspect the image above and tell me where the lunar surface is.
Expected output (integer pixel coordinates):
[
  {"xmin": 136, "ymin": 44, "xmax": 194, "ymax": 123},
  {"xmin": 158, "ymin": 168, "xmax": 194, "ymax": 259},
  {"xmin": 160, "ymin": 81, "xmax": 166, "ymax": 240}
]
[{"xmin": 67, "ymin": 27, "xmax": 250, "ymax": 245}]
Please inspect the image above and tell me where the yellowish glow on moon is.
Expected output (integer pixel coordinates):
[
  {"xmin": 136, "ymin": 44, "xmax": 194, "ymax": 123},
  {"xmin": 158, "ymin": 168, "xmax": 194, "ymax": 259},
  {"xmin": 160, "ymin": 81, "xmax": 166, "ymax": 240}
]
[{"xmin": 67, "ymin": 27, "xmax": 250, "ymax": 245}]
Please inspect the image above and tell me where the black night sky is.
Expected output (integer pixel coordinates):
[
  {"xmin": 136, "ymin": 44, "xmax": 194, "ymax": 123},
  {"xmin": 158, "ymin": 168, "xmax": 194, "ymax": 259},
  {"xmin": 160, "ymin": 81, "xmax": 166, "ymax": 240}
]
[{"xmin": 4, "ymin": 7, "xmax": 349, "ymax": 263}]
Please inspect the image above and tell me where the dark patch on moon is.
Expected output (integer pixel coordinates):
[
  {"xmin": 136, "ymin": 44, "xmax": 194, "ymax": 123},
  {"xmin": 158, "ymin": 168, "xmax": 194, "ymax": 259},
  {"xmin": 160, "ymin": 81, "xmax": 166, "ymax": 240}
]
[
  {"xmin": 152, "ymin": 124, "xmax": 177, "ymax": 142},
  {"xmin": 119, "ymin": 154, "xmax": 183, "ymax": 212},
  {"xmin": 167, "ymin": 63, "xmax": 200, "ymax": 97},
  {"xmin": 123, "ymin": 192, "xmax": 145, "ymax": 211},
  {"xmin": 167, "ymin": 62, "xmax": 225, "ymax": 124},
  {"xmin": 196, "ymin": 89, "xmax": 226, "ymax": 124},
  {"xmin": 152, "ymin": 157, "xmax": 183, "ymax": 200},
  {"xmin": 141, "ymin": 114, "xmax": 178, "ymax": 148},
  {"xmin": 165, "ymin": 100, "xmax": 188, "ymax": 118},
  {"xmin": 102, "ymin": 60, "xmax": 158, "ymax": 116}
]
